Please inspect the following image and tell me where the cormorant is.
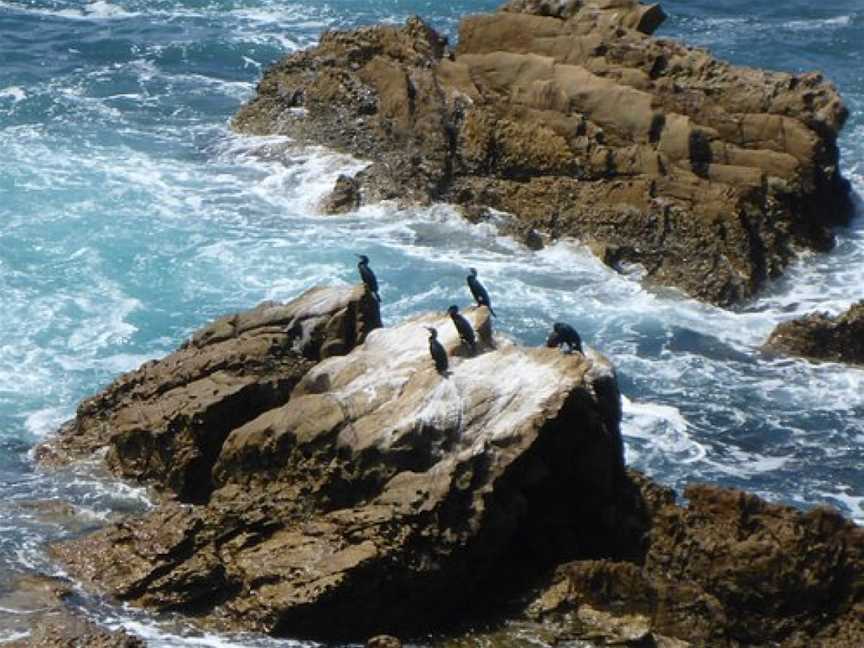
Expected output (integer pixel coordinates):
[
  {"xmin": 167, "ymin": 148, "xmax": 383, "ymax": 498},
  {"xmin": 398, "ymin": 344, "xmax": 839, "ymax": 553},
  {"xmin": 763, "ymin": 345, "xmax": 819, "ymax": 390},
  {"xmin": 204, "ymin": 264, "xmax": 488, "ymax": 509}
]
[
  {"xmin": 425, "ymin": 327, "xmax": 448, "ymax": 374},
  {"xmin": 447, "ymin": 305, "xmax": 476, "ymax": 351},
  {"xmin": 356, "ymin": 254, "xmax": 380, "ymax": 302},
  {"xmin": 546, "ymin": 322, "xmax": 583, "ymax": 354},
  {"xmin": 466, "ymin": 267, "xmax": 496, "ymax": 317}
]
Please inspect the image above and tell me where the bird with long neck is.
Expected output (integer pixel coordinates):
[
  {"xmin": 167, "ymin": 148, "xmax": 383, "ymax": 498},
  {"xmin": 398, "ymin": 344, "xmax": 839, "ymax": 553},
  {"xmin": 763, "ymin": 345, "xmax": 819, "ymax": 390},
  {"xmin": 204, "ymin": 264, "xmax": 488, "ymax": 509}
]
[
  {"xmin": 356, "ymin": 254, "xmax": 380, "ymax": 302},
  {"xmin": 447, "ymin": 305, "xmax": 476, "ymax": 352},
  {"xmin": 466, "ymin": 267, "xmax": 496, "ymax": 317},
  {"xmin": 546, "ymin": 322, "xmax": 583, "ymax": 354},
  {"xmin": 425, "ymin": 327, "xmax": 448, "ymax": 374}
]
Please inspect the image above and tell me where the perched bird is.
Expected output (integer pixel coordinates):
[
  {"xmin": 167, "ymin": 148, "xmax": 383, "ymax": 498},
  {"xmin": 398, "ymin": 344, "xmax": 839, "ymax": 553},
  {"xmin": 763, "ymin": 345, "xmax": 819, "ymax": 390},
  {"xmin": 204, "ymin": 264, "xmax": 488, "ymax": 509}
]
[
  {"xmin": 356, "ymin": 254, "xmax": 380, "ymax": 302},
  {"xmin": 546, "ymin": 322, "xmax": 583, "ymax": 354},
  {"xmin": 425, "ymin": 327, "xmax": 448, "ymax": 374},
  {"xmin": 447, "ymin": 305, "xmax": 476, "ymax": 351},
  {"xmin": 466, "ymin": 267, "xmax": 496, "ymax": 317}
]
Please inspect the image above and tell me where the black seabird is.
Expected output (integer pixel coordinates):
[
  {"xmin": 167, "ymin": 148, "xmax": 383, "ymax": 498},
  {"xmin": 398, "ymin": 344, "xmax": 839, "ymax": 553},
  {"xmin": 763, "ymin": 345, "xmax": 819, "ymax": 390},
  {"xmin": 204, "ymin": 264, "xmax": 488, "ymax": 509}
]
[
  {"xmin": 425, "ymin": 327, "xmax": 448, "ymax": 374},
  {"xmin": 447, "ymin": 305, "xmax": 476, "ymax": 351},
  {"xmin": 546, "ymin": 322, "xmax": 583, "ymax": 354},
  {"xmin": 356, "ymin": 254, "xmax": 380, "ymax": 302},
  {"xmin": 466, "ymin": 267, "xmax": 496, "ymax": 317}
]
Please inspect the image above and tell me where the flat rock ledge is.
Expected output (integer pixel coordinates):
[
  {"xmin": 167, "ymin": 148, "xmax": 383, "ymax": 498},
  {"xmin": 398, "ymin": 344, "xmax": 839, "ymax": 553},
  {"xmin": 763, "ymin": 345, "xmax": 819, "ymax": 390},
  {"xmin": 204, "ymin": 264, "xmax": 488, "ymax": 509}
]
[
  {"xmin": 765, "ymin": 301, "xmax": 864, "ymax": 365},
  {"xmin": 232, "ymin": 0, "xmax": 852, "ymax": 307},
  {"xmin": 40, "ymin": 285, "xmax": 864, "ymax": 645}
]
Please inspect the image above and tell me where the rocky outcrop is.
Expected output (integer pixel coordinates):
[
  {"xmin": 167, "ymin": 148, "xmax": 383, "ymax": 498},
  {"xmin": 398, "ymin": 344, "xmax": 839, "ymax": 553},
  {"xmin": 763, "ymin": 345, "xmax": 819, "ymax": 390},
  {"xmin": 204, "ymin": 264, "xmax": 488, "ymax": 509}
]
[
  {"xmin": 232, "ymin": 1, "xmax": 852, "ymax": 306},
  {"xmin": 47, "ymin": 287, "xmax": 629, "ymax": 639},
  {"xmin": 36, "ymin": 285, "xmax": 381, "ymax": 502},
  {"xmin": 765, "ymin": 301, "xmax": 864, "ymax": 365},
  {"xmin": 527, "ymin": 479, "xmax": 864, "ymax": 647},
  {"xmin": 321, "ymin": 173, "xmax": 361, "ymax": 214},
  {"xmin": 0, "ymin": 573, "xmax": 145, "ymax": 648}
]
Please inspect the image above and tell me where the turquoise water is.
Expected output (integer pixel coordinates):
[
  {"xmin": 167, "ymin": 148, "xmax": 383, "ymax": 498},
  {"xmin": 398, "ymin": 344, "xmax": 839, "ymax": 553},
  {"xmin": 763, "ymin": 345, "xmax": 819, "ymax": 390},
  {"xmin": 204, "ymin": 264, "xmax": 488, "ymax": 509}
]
[{"xmin": 1, "ymin": 1, "xmax": 863, "ymax": 644}]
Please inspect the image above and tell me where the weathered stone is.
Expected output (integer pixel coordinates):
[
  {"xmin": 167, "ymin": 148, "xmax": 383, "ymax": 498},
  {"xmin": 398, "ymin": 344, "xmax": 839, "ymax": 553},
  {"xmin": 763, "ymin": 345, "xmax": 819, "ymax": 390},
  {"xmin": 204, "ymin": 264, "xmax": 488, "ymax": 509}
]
[
  {"xmin": 231, "ymin": 5, "xmax": 851, "ymax": 307},
  {"xmin": 764, "ymin": 301, "xmax": 864, "ymax": 365},
  {"xmin": 50, "ymin": 303, "xmax": 628, "ymax": 639},
  {"xmin": 321, "ymin": 173, "xmax": 361, "ymax": 214},
  {"xmin": 530, "ymin": 479, "xmax": 864, "ymax": 647},
  {"xmin": 37, "ymin": 285, "xmax": 381, "ymax": 502},
  {"xmin": 0, "ymin": 573, "xmax": 145, "ymax": 648}
]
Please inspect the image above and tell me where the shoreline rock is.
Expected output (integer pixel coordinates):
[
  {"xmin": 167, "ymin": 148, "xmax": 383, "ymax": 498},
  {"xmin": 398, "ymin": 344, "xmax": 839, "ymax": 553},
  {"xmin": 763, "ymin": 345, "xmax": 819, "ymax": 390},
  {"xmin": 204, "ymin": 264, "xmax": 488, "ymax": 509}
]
[
  {"xmin": 38, "ymin": 284, "xmax": 864, "ymax": 645},
  {"xmin": 0, "ymin": 573, "xmax": 145, "ymax": 647},
  {"xmin": 231, "ymin": 1, "xmax": 852, "ymax": 307},
  {"xmin": 764, "ymin": 301, "xmax": 864, "ymax": 366},
  {"xmin": 36, "ymin": 285, "xmax": 381, "ymax": 502},
  {"xmin": 44, "ymin": 285, "xmax": 632, "ymax": 639}
]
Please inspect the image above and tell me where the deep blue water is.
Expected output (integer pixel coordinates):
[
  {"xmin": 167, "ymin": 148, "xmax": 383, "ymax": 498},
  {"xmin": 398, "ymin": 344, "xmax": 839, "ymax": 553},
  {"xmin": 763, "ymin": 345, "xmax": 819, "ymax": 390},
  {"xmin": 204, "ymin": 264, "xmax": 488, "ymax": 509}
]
[{"xmin": 1, "ymin": 1, "xmax": 863, "ymax": 644}]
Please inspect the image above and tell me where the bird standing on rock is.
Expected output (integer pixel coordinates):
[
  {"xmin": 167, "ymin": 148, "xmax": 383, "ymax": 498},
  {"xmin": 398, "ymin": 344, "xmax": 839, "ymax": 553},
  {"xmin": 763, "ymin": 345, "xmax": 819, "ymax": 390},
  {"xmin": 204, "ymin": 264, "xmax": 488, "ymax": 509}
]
[
  {"xmin": 447, "ymin": 305, "xmax": 476, "ymax": 351},
  {"xmin": 466, "ymin": 267, "xmax": 496, "ymax": 317},
  {"xmin": 546, "ymin": 322, "xmax": 583, "ymax": 354},
  {"xmin": 425, "ymin": 327, "xmax": 448, "ymax": 374},
  {"xmin": 356, "ymin": 254, "xmax": 380, "ymax": 302}
]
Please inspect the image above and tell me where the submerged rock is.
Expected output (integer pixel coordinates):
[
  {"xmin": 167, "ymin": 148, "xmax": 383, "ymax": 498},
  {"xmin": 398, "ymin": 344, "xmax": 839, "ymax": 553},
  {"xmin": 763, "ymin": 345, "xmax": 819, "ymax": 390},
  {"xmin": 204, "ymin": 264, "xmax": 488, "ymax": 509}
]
[
  {"xmin": 47, "ymin": 288, "xmax": 629, "ymax": 639},
  {"xmin": 764, "ymin": 301, "xmax": 864, "ymax": 365},
  {"xmin": 232, "ymin": 2, "xmax": 852, "ymax": 307}
]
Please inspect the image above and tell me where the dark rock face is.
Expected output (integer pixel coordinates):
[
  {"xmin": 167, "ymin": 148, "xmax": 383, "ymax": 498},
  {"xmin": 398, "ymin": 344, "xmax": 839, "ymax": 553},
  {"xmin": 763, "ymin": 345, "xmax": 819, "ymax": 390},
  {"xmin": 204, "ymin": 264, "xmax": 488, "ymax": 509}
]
[
  {"xmin": 36, "ymin": 285, "xmax": 382, "ymax": 502},
  {"xmin": 232, "ymin": 2, "xmax": 852, "ymax": 306},
  {"xmin": 765, "ymin": 301, "xmax": 864, "ymax": 365},
  {"xmin": 46, "ymin": 290, "xmax": 629, "ymax": 640},
  {"xmin": 529, "ymin": 478, "xmax": 864, "ymax": 647}
]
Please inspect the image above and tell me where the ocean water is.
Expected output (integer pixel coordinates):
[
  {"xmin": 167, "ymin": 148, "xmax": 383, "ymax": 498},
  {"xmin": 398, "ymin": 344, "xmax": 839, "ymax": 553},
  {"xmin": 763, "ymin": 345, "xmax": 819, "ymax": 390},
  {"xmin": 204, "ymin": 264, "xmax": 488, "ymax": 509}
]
[{"xmin": 1, "ymin": 0, "xmax": 862, "ymax": 644}]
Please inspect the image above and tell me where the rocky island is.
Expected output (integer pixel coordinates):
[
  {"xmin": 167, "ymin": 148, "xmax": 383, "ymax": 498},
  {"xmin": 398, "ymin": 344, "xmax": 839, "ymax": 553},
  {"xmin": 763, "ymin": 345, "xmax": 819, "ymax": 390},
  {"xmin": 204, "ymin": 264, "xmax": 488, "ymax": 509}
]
[
  {"xmin": 37, "ymin": 284, "xmax": 864, "ymax": 646},
  {"xmin": 232, "ymin": 0, "xmax": 853, "ymax": 306}
]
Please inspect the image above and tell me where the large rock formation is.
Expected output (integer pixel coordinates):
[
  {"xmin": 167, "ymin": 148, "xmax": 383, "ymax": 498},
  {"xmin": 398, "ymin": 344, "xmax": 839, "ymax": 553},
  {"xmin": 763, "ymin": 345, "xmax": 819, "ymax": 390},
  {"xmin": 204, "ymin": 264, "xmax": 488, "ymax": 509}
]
[
  {"xmin": 764, "ymin": 301, "xmax": 864, "ymax": 365},
  {"xmin": 232, "ymin": 0, "xmax": 852, "ymax": 307},
  {"xmin": 40, "ymin": 284, "xmax": 864, "ymax": 644},
  {"xmin": 37, "ymin": 285, "xmax": 381, "ymax": 502},
  {"xmin": 46, "ymin": 287, "xmax": 630, "ymax": 639},
  {"xmin": 528, "ymin": 479, "xmax": 864, "ymax": 647}
]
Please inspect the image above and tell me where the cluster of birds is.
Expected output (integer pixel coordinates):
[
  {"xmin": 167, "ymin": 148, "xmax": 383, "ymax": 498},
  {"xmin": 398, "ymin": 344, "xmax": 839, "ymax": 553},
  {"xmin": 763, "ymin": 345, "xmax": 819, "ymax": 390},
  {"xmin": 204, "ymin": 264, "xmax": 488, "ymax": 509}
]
[{"xmin": 356, "ymin": 254, "xmax": 583, "ymax": 375}]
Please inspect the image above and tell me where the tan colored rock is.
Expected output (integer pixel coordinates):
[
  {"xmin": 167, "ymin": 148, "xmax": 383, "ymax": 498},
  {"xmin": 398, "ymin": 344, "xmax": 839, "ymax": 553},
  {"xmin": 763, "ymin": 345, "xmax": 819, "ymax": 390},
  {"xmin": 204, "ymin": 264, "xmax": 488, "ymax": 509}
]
[
  {"xmin": 0, "ymin": 573, "xmax": 144, "ymax": 648},
  {"xmin": 51, "ymin": 304, "xmax": 627, "ymax": 639},
  {"xmin": 765, "ymin": 301, "xmax": 864, "ymax": 366},
  {"xmin": 37, "ymin": 284, "xmax": 381, "ymax": 502},
  {"xmin": 232, "ymin": 5, "xmax": 851, "ymax": 307},
  {"xmin": 320, "ymin": 173, "xmax": 361, "ymax": 214}
]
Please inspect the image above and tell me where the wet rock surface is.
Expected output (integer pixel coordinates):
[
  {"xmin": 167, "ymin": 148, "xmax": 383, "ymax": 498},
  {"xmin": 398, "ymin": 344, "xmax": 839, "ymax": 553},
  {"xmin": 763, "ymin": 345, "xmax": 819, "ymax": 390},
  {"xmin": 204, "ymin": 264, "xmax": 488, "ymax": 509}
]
[
  {"xmin": 764, "ymin": 301, "xmax": 864, "ymax": 365},
  {"xmin": 0, "ymin": 573, "xmax": 145, "ymax": 647},
  {"xmin": 232, "ymin": 1, "xmax": 852, "ymax": 306},
  {"xmin": 45, "ymin": 285, "xmax": 630, "ymax": 639}
]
